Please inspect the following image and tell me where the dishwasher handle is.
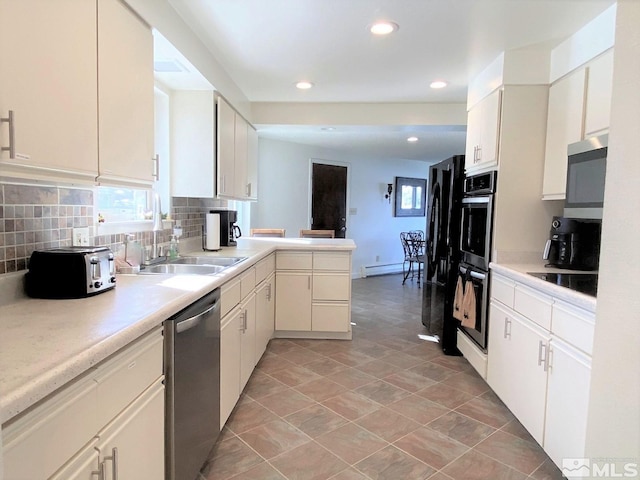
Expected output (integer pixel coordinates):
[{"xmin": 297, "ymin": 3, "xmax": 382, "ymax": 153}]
[{"xmin": 176, "ymin": 301, "xmax": 219, "ymax": 334}]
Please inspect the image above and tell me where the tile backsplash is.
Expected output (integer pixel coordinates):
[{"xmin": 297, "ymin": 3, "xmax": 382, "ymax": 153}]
[{"xmin": 0, "ymin": 181, "xmax": 225, "ymax": 274}]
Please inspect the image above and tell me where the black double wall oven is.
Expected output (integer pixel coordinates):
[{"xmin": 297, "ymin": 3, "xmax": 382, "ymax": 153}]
[{"xmin": 458, "ymin": 171, "xmax": 496, "ymax": 351}]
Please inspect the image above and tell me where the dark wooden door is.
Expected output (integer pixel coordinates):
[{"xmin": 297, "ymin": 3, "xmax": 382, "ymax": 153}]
[{"xmin": 311, "ymin": 163, "xmax": 347, "ymax": 238}]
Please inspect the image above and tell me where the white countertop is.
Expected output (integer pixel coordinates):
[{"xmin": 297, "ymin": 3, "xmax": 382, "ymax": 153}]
[
  {"xmin": 0, "ymin": 238, "xmax": 355, "ymax": 425},
  {"xmin": 490, "ymin": 261, "xmax": 597, "ymax": 313}
]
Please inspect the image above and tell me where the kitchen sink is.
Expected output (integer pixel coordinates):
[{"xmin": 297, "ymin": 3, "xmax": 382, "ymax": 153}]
[
  {"xmin": 139, "ymin": 264, "xmax": 227, "ymax": 275},
  {"xmin": 137, "ymin": 256, "xmax": 247, "ymax": 275},
  {"xmin": 169, "ymin": 256, "xmax": 247, "ymax": 267}
]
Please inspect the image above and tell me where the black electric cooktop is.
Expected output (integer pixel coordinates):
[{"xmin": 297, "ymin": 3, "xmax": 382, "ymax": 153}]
[{"xmin": 527, "ymin": 272, "xmax": 598, "ymax": 297}]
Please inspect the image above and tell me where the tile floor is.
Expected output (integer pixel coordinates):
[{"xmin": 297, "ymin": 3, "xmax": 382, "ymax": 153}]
[{"xmin": 199, "ymin": 274, "xmax": 565, "ymax": 480}]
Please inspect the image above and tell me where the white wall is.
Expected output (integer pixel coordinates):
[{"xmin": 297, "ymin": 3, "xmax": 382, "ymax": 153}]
[
  {"xmin": 585, "ymin": 0, "xmax": 640, "ymax": 464},
  {"xmin": 253, "ymin": 138, "xmax": 444, "ymax": 277}
]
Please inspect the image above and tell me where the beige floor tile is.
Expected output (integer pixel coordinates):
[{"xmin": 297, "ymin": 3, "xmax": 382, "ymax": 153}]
[
  {"xmin": 321, "ymin": 390, "xmax": 381, "ymax": 421},
  {"xmin": 382, "ymin": 369, "xmax": 437, "ymax": 393},
  {"xmin": 304, "ymin": 357, "xmax": 350, "ymax": 376},
  {"xmin": 238, "ymin": 419, "xmax": 310, "ymax": 459},
  {"xmin": 355, "ymin": 379, "xmax": 412, "ymax": 405},
  {"xmin": 427, "ymin": 411, "xmax": 496, "ymax": 447},
  {"xmin": 474, "ymin": 430, "xmax": 549, "ymax": 475},
  {"xmin": 256, "ymin": 388, "xmax": 316, "ymax": 417},
  {"xmin": 227, "ymin": 461, "xmax": 286, "ymax": 480},
  {"xmin": 529, "ymin": 458, "xmax": 565, "ymax": 480},
  {"xmin": 327, "ymin": 468, "xmax": 370, "ymax": 480},
  {"xmin": 225, "ymin": 400, "xmax": 280, "ymax": 435},
  {"xmin": 441, "ymin": 450, "xmax": 527, "ymax": 480},
  {"xmin": 325, "ymin": 367, "xmax": 377, "ymax": 390},
  {"xmin": 268, "ymin": 365, "xmax": 323, "ymax": 387},
  {"xmin": 454, "ymin": 395, "xmax": 515, "ymax": 429},
  {"xmin": 255, "ymin": 352, "xmax": 296, "ymax": 374},
  {"xmin": 270, "ymin": 441, "xmax": 349, "ymax": 480},
  {"xmin": 294, "ymin": 377, "xmax": 348, "ymax": 402},
  {"xmin": 203, "ymin": 437, "xmax": 263, "ymax": 480},
  {"xmin": 285, "ymin": 404, "xmax": 349, "ymax": 438},
  {"xmin": 416, "ymin": 383, "xmax": 476, "ymax": 409},
  {"xmin": 276, "ymin": 346, "xmax": 326, "ymax": 365},
  {"xmin": 330, "ymin": 350, "xmax": 377, "ymax": 367},
  {"xmin": 393, "ymin": 426, "xmax": 469, "ymax": 469},
  {"xmin": 354, "ymin": 445, "xmax": 436, "ymax": 480},
  {"xmin": 316, "ymin": 423, "xmax": 388, "ymax": 465},
  {"xmin": 356, "ymin": 407, "xmax": 420, "ymax": 442},
  {"xmin": 440, "ymin": 371, "xmax": 491, "ymax": 396},
  {"xmin": 354, "ymin": 358, "xmax": 405, "ymax": 379},
  {"xmin": 386, "ymin": 394, "xmax": 450, "ymax": 425},
  {"xmin": 243, "ymin": 371, "xmax": 289, "ymax": 400}
]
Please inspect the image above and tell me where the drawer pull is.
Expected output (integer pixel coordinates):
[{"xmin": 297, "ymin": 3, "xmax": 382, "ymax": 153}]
[
  {"xmin": 1, "ymin": 110, "xmax": 15, "ymax": 158},
  {"xmin": 127, "ymin": 361, "xmax": 136, "ymax": 370}
]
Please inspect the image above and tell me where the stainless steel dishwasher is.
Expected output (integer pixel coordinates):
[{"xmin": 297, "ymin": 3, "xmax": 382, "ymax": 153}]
[{"xmin": 164, "ymin": 289, "xmax": 221, "ymax": 480}]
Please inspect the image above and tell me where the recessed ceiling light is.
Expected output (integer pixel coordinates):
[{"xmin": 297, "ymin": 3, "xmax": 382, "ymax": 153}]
[
  {"xmin": 296, "ymin": 81, "xmax": 313, "ymax": 90},
  {"xmin": 407, "ymin": 136, "xmax": 419, "ymax": 143},
  {"xmin": 430, "ymin": 80, "xmax": 448, "ymax": 89},
  {"xmin": 370, "ymin": 21, "xmax": 398, "ymax": 35}
]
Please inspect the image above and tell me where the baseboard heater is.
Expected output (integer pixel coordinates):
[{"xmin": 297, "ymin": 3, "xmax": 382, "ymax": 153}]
[{"xmin": 359, "ymin": 263, "xmax": 403, "ymax": 278}]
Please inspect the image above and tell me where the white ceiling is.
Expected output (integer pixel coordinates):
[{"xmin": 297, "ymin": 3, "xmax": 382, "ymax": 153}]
[{"xmin": 159, "ymin": 0, "xmax": 615, "ymax": 162}]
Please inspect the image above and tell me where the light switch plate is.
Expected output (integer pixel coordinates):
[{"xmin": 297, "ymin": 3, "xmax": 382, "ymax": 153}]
[{"xmin": 73, "ymin": 227, "xmax": 90, "ymax": 246}]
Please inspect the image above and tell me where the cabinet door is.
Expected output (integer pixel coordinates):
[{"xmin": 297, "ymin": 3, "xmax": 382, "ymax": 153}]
[
  {"xmin": 0, "ymin": 0, "xmax": 98, "ymax": 181},
  {"xmin": 464, "ymin": 103, "xmax": 482, "ymax": 171},
  {"xmin": 544, "ymin": 337, "xmax": 591, "ymax": 467},
  {"xmin": 49, "ymin": 440, "xmax": 100, "ymax": 480},
  {"xmin": 171, "ymin": 90, "xmax": 215, "ymax": 197},
  {"xmin": 478, "ymin": 89, "xmax": 501, "ymax": 169},
  {"xmin": 312, "ymin": 303, "xmax": 350, "ymax": 332},
  {"xmin": 247, "ymin": 125, "xmax": 259, "ymax": 200},
  {"xmin": 585, "ymin": 50, "xmax": 614, "ymax": 137},
  {"xmin": 97, "ymin": 0, "xmax": 154, "ymax": 186},
  {"xmin": 220, "ymin": 308, "xmax": 241, "ymax": 426},
  {"xmin": 256, "ymin": 275, "xmax": 275, "ymax": 361},
  {"xmin": 240, "ymin": 292, "xmax": 256, "ymax": 391},
  {"xmin": 216, "ymin": 96, "xmax": 236, "ymax": 197},
  {"xmin": 275, "ymin": 272, "xmax": 312, "ymax": 331},
  {"xmin": 234, "ymin": 114, "xmax": 249, "ymax": 199},
  {"xmin": 487, "ymin": 302, "xmax": 548, "ymax": 444},
  {"xmin": 96, "ymin": 380, "xmax": 164, "ymax": 480},
  {"xmin": 542, "ymin": 69, "xmax": 586, "ymax": 199}
]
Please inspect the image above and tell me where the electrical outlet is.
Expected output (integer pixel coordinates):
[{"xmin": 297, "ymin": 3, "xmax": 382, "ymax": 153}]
[{"xmin": 73, "ymin": 227, "xmax": 90, "ymax": 246}]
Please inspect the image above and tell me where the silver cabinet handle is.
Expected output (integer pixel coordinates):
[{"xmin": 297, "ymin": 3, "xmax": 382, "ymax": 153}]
[
  {"xmin": 266, "ymin": 283, "xmax": 272, "ymax": 300},
  {"xmin": 1, "ymin": 110, "xmax": 15, "ymax": 158},
  {"xmin": 308, "ymin": 276, "xmax": 311, "ymax": 290},
  {"xmin": 103, "ymin": 447, "xmax": 118, "ymax": 480},
  {"xmin": 538, "ymin": 341, "xmax": 548, "ymax": 372},
  {"xmin": 503, "ymin": 317, "xmax": 511, "ymax": 339},
  {"xmin": 246, "ymin": 183, "xmax": 251, "ymax": 197},
  {"xmin": 152, "ymin": 154, "xmax": 160, "ymax": 181},
  {"xmin": 239, "ymin": 310, "xmax": 246, "ymax": 332},
  {"xmin": 92, "ymin": 461, "xmax": 106, "ymax": 480}
]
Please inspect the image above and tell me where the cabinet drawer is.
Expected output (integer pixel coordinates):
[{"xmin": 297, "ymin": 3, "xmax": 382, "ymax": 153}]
[
  {"xmin": 313, "ymin": 251, "xmax": 351, "ymax": 271},
  {"xmin": 255, "ymin": 254, "xmax": 275, "ymax": 284},
  {"xmin": 514, "ymin": 284, "xmax": 552, "ymax": 330},
  {"xmin": 313, "ymin": 273, "xmax": 351, "ymax": 301},
  {"xmin": 312, "ymin": 303, "xmax": 350, "ymax": 332},
  {"xmin": 551, "ymin": 302, "xmax": 595, "ymax": 355},
  {"xmin": 491, "ymin": 274, "xmax": 515, "ymax": 308},
  {"xmin": 276, "ymin": 251, "xmax": 313, "ymax": 270},
  {"xmin": 94, "ymin": 328, "xmax": 163, "ymax": 424},
  {"xmin": 240, "ymin": 267, "xmax": 256, "ymax": 300},
  {"xmin": 3, "ymin": 373, "xmax": 100, "ymax": 480},
  {"xmin": 221, "ymin": 278, "xmax": 241, "ymax": 318}
]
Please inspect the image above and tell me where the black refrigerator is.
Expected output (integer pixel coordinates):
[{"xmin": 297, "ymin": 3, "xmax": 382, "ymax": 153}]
[{"xmin": 421, "ymin": 155, "xmax": 465, "ymax": 355}]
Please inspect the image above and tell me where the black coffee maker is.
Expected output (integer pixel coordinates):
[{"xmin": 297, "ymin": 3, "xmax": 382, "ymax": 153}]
[
  {"xmin": 211, "ymin": 209, "xmax": 241, "ymax": 246},
  {"xmin": 543, "ymin": 216, "xmax": 601, "ymax": 270}
]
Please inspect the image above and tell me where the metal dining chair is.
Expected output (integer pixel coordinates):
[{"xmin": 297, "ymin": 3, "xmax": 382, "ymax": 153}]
[{"xmin": 401, "ymin": 231, "xmax": 425, "ymax": 285}]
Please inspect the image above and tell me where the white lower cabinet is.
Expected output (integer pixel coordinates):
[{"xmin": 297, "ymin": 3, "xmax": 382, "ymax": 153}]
[
  {"xmin": 256, "ymin": 273, "xmax": 275, "ymax": 360},
  {"xmin": 2, "ymin": 328, "xmax": 164, "ymax": 480},
  {"xmin": 488, "ymin": 271, "xmax": 595, "ymax": 471},
  {"xmin": 275, "ymin": 251, "xmax": 352, "ymax": 335},
  {"xmin": 488, "ymin": 302, "xmax": 549, "ymax": 444},
  {"xmin": 240, "ymin": 292, "xmax": 257, "ymax": 391},
  {"xmin": 220, "ymin": 306, "xmax": 242, "ymax": 427},
  {"xmin": 544, "ymin": 337, "xmax": 591, "ymax": 466},
  {"xmin": 275, "ymin": 271, "xmax": 312, "ymax": 331}
]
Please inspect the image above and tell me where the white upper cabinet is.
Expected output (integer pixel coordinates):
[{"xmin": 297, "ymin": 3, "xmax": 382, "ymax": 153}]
[
  {"xmin": 247, "ymin": 125, "xmax": 259, "ymax": 200},
  {"xmin": 171, "ymin": 90, "xmax": 215, "ymax": 198},
  {"xmin": 215, "ymin": 95, "xmax": 258, "ymax": 200},
  {"xmin": 0, "ymin": 0, "xmax": 99, "ymax": 183},
  {"xmin": 584, "ymin": 50, "xmax": 614, "ymax": 137},
  {"xmin": 542, "ymin": 50, "xmax": 614, "ymax": 200},
  {"xmin": 216, "ymin": 96, "xmax": 236, "ymax": 198},
  {"xmin": 464, "ymin": 89, "xmax": 502, "ymax": 173},
  {"xmin": 97, "ymin": 0, "xmax": 155, "ymax": 187},
  {"xmin": 542, "ymin": 69, "xmax": 586, "ymax": 200}
]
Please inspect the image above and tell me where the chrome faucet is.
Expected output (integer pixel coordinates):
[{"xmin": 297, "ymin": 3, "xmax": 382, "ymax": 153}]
[{"xmin": 146, "ymin": 193, "xmax": 166, "ymax": 265}]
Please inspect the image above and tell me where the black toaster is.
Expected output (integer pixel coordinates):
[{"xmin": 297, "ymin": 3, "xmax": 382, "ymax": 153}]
[{"xmin": 26, "ymin": 247, "xmax": 116, "ymax": 299}]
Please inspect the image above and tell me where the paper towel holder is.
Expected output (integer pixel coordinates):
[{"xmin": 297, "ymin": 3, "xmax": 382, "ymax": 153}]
[{"xmin": 203, "ymin": 213, "xmax": 221, "ymax": 251}]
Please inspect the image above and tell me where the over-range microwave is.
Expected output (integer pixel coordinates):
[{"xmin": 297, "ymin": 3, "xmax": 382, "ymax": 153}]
[{"xmin": 564, "ymin": 133, "xmax": 608, "ymax": 219}]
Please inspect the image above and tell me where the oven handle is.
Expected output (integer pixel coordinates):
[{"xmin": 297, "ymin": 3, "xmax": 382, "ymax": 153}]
[{"xmin": 459, "ymin": 264, "xmax": 486, "ymax": 281}]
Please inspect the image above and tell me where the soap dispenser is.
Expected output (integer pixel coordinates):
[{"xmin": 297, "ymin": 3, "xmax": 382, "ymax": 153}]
[{"xmin": 169, "ymin": 235, "xmax": 179, "ymax": 259}]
